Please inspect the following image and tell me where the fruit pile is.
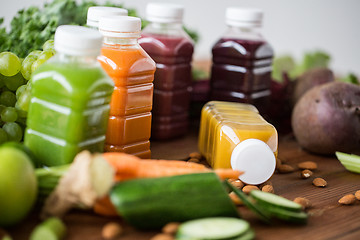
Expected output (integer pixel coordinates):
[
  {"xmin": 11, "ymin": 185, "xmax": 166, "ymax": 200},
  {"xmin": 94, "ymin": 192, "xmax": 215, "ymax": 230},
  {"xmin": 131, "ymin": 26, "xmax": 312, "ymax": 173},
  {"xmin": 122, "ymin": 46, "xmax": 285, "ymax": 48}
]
[{"xmin": 0, "ymin": 40, "xmax": 54, "ymax": 144}]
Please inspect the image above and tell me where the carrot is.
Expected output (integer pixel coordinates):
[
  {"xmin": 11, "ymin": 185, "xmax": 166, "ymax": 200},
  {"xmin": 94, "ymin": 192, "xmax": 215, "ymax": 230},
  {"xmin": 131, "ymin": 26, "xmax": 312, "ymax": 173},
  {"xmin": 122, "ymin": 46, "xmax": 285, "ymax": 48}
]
[
  {"xmin": 94, "ymin": 196, "xmax": 118, "ymax": 217},
  {"xmin": 136, "ymin": 164, "xmax": 210, "ymax": 178},
  {"xmin": 215, "ymin": 169, "xmax": 243, "ymax": 180},
  {"xmin": 141, "ymin": 159, "xmax": 207, "ymax": 170}
]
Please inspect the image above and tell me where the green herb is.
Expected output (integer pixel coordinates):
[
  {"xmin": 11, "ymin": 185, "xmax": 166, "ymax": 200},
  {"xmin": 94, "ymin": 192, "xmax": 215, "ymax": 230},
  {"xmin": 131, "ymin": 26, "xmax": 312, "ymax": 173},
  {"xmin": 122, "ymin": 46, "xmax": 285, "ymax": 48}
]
[{"xmin": 340, "ymin": 73, "xmax": 359, "ymax": 85}]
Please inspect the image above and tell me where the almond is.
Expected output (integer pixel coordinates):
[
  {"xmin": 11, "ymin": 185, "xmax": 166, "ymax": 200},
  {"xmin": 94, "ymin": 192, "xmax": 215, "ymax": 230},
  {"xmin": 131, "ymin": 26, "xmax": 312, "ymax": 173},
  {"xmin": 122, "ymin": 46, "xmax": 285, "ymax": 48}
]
[
  {"xmin": 355, "ymin": 190, "xmax": 360, "ymax": 200},
  {"xmin": 298, "ymin": 161, "xmax": 317, "ymax": 170},
  {"xmin": 276, "ymin": 157, "xmax": 282, "ymax": 169},
  {"xmin": 188, "ymin": 158, "xmax": 200, "ymax": 163},
  {"xmin": 189, "ymin": 152, "xmax": 202, "ymax": 160},
  {"xmin": 277, "ymin": 164, "xmax": 295, "ymax": 173},
  {"xmin": 150, "ymin": 233, "xmax": 174, "ymax": 240},
  {"xmin": 293, "ymin": 197, "xmax": 312, "ymax": 209},
  {"xmin": 261, "ymin": 185, "xmax": 274, "ymax": 193},
  {"xmin": 230, "ymin": 179, "xmax": 244, "ymax": 189},
  {"xmin": 338, "ymin": 194, "xmax": 356, "ymax": 205},
  {"xmin": 229, "ymin": 191, "xmax": 243, "ymax": 205},
  {"xmin": 162, "ymin": 222, "xmax": 180, "ymax": 235},
  {"xmin": 102, "ymin": 222, "xmax": 123, "ymax": 240},
  {"xmin": 242, "ymin": 185, "xmax": 259, "ymax": 194},
  {"xmin": 300, "ymin": 169, "xmax": 313, "ymax": 179},
  {"xmin": 312, "ymin": 178, "xmax": 327, "ymax": 187}
]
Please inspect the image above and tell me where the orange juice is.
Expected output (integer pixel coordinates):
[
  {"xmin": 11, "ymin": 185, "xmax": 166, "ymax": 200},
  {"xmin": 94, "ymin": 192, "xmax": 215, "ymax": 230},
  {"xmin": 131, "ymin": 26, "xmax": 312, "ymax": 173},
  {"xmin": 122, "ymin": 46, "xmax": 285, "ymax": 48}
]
[
  {"xmin": 98, "ymin": 16, "xmax": 156, "ymax": 158},
  {"xmin": 198, "ymin": 101, "xmax": 277, "ymax": 184}
]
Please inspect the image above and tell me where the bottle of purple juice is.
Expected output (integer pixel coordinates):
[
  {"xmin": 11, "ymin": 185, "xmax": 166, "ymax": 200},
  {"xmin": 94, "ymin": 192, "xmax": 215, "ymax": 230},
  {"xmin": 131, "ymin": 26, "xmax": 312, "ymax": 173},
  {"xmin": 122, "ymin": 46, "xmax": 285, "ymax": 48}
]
[
  {"xmin": 139, "ymin": 3, "xmax": 194, "ymax": 140},
  {"xmin": 210, "ymin": 8, "xmax": 274, "ymax": 114}
]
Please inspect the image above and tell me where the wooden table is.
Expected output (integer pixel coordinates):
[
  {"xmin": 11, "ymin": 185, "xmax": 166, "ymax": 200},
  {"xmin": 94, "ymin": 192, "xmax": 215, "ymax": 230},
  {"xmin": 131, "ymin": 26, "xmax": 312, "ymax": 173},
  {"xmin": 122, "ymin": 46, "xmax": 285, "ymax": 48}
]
[{"xmin": 7, "ymin": 129, "xmax": 360, "ymax": 240}]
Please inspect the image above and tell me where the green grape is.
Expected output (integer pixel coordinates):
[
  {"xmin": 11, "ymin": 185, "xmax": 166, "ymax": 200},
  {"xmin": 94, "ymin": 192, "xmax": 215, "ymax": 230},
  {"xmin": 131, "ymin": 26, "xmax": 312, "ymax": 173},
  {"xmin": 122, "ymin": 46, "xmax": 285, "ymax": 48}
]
[
  {"xmin": 0, "ymin": 105, "xmax": 6, "ymax": 113},
  {"xmin": 15, "ymin": 88, "xmax": 31, "ymax": 112},
  {"xmin": 16, "ymin": 85, "xmax": 27, "ymax": 99},
  {"xmin": 2, "ymin": 122, "xmax": 23, "ymax": 142},
  {"xmin": 21, "ymin": 54, "xmax": 38, "ymax": 80},
  {"xmin": 1, "ymin": 107, "xmax": 18, "ymax": 122},
  {"xmin": 0, "ymin": 91, "xmax": 17, "ymax": 107},
  {"xmin": 42, "ymin": 40, "xmax": 54, "ymax": 51},
  {"xmin": 0, "ymin": 128, "xmax": 8, "ymax": 144},
  {"xmin": 0, "ymin": 52, "xmax": 21, "ymax": 77},
  {"xmin": 16, "ymin": 109, "xmax": 27, "ymax": 119},
  {"xmin": 28, "ymin": 50, "xmax": 42, "ymax": 57},
  {"xmin": 38, "ymin": 50, "xmax": 55, "ymax": 61},
  {"xmin": 0, "ymin": 74, "xmax": 4, "ymax": 88},
  {"xmin": 3, "ymin": 72, "xmax": 25, "ymax": 91},
  {"xmin": 31, "ymin": 58, "xmax": 47, "ymax": 73}
]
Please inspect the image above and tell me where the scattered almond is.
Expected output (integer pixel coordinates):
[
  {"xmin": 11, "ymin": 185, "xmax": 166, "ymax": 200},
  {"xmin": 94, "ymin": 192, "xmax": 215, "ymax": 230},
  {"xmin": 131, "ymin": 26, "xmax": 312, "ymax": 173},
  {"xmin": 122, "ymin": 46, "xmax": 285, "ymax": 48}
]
[
  {"xmin": 229, "ymin": 191, "xmax": 243, "ymax": 205},
  {"xmin": 312, "ymin": 178, "xmax": 327, "ymax": 187},
  {"xmin": 261, "ymin": 185, "xmax": 274, "ymax": 193},
  {"xmin": 242, "ymin": 185, "xmax": 259, "ymax": 194},
  {"xmin": 298, "ymin": 161, "xmax": 317, "ymax": 170},
  {"xmin": 276, "ymin": 157, "xmax": 282, "ymax": 169},
  {"xmin": 355, "ymin": 190, "xmax": 360, "ymax": 200},
  {"xmin": 338, "ymin": 194, "xmax": 356, "ymax": 205},
  {"xmin": 162, "ymin": 222, "xmax": 180, "ymax": 235},
  {"xmin": 230, "ymin": 179, "xmax": 244, "ymax": 189},
  {"xmin": 188, "ymin": 158, "xmax": 200, "ymax": 163},
  {"xmin": 293, "ymin": 197, "xmax": 312, "ymax": 209},
  {"xmin": 151, "ymin": 233, "xmax": 174, "ymax": 240},
  {"xmin": 189, "ymin": 152, "xmax": 202, "ymax": 160},
  {"xmin": 300, "ymin": 169, "xmax": 313, "ymax": 179},
  {"xmin": 102, "ymin": 222, "xmax": 123, "ymax": 240},
  {"xmin": 277, "ymin": 164, "xmax": 295, "ymax": 173}
]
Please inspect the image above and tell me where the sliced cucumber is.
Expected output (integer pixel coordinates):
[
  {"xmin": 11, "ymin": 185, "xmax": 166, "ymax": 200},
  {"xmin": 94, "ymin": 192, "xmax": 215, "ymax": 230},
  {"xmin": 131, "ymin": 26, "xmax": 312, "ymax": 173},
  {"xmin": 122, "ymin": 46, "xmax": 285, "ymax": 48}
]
[
  {"xmin": 250, "ymin": 190, "xmax": 302, "ymax": 212},
  {"xmin": 233, "ymin": 229, "xmax": 255, "ymax": 240},
  {"xmin": 224, "ymin": 180, "xmax": 271, "ymax": 224},
  {"xmin": 176, "ymin": 217, "xmax": 252, "ymax": 240},
  {"xmin": 336, "ymin": 152, "xmax": 360, "ymax": 174},
  {"xmin": 260, "ymin": 206, "xmax": 308, "ymax": 224}
]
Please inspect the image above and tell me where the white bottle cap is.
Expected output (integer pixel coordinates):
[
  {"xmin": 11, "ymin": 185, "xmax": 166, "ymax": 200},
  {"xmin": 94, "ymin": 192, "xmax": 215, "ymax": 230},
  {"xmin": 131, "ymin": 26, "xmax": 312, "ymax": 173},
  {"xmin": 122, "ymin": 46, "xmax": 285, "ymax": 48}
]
[
  {"xmin": 87, "ymin": 6, "xmax": 128, "ymax": 28},
  {"xmin": 231, "ymin": 139, "xmax": 276, "ymax": 185},
  {"xmin": 54, "ymin": 25, "xmax": 103, "ymax": 56},
  {"xmin": 146, "ymin": 3, "xmax": 184, "ymax": 23},
  {"xmin": 226, "ymin": 7, "xmax": 263, "ymax": 28},
  {"xmin": 99, "ymin": 16, "xmax": 141, "ymax": 38}
]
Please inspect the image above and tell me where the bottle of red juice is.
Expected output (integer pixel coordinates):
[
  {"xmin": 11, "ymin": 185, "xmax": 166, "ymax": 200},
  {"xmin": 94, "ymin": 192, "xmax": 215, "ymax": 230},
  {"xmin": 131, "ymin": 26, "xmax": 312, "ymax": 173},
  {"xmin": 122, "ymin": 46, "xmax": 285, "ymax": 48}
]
[
  {"xmin": 210, "ymin": 8, "xmax": 274, "ymax": 114},
  {"xmin": 139, "ymin": 3, "xmax": 194, "ymax": 140}
]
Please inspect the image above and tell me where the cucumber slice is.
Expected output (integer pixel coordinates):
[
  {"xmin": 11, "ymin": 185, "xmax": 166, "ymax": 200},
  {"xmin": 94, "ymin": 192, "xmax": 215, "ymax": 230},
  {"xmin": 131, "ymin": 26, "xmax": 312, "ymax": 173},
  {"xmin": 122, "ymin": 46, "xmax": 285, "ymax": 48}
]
[
  {"xmin": 224, "ymin": 180, "xmax": 271, "ymax": 224},
  {"xmin": 336, "ymin": 152, "xmax": 360, "ymax": 174},
  {"xmin": 233, "ymin": 229, "xmax": 255, "ymax": 240},
  {"xmin": 176, "ymin": 217, "xmax": 251, "ymax": 240},
  {"xmin": 261, "ymin": 206, "xmax": 308, "ymax": 224},
  {"xmin": 250, "ymin": 190, "xmax": 302, "ymax": 212}
]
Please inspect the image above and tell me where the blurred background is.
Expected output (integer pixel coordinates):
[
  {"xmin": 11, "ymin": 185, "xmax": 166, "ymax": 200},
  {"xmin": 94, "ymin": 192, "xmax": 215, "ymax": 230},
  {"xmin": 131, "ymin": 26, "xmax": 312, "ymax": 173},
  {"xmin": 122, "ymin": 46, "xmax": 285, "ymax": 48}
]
[{"xmin": 1, "ymin": 0, "xmax": 359, "ymax": 76}]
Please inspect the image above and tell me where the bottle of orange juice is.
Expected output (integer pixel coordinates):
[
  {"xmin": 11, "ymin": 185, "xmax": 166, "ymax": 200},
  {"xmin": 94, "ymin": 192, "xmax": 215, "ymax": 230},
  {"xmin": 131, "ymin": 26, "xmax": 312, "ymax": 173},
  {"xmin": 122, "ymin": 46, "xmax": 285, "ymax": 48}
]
[
  {"xmin": 198, "ymin": 101, "xmax": 277, "ymax": 185},
  {"xmin": 98, "ymin": 16, "xmax": 156, "ymax": 158}
]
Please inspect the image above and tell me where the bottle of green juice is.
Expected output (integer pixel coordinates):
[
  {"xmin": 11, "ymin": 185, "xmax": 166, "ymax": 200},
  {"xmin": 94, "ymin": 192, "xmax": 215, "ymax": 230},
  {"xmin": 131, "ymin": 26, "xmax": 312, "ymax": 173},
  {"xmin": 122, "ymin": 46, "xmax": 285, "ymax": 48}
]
[{"xmin": 24, "ymin": 25, "xmax": 114, "ymax": 166}]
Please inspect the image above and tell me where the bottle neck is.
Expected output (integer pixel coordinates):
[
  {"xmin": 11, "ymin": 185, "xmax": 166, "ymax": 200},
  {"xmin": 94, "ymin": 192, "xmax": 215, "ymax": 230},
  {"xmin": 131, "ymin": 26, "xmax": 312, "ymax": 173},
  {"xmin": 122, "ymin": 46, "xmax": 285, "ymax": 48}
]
[
  {"xmin": 143, "ymin": 21, "xmax": 190, "ymax": 39},
  {"xmin": 148, "ymin": 21, "xmax": 183, "ymax": 30},
  {"xmin": 102, "ymin": 36, "xmax": 139, "ymax": 47},
  {"xmin": 55, "ymin": 52, "xmax": 99, "ymax": 65},
  {"xmin": 223, "ymin": 25, "xmax": 263, "ymax": 41}
]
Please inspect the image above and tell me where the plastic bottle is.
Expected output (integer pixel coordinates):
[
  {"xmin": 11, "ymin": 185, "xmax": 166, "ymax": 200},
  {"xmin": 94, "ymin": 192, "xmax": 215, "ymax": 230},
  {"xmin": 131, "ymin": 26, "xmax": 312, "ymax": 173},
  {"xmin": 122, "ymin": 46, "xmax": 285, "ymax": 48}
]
[
  {"xmin": 98, "ymin": 16, "xmax": 156, "ymax": 158},
  {"xmin": 198, "ymin": 101, "xmax": 277, "ymax": 185},
  {"xmin": 87, "ymin": 6, "xmax": 128, "ymax": 29},
  {"xmin": 139, "ymin": 3, "xmax": 194, "ymax": 140},
  {"xmin": 24, "ymin": 25, "xmax": 114, "ymax": 166},
  {"xmin": 210, "ymin": 8, "xmax": 274, "ymax": 114}
]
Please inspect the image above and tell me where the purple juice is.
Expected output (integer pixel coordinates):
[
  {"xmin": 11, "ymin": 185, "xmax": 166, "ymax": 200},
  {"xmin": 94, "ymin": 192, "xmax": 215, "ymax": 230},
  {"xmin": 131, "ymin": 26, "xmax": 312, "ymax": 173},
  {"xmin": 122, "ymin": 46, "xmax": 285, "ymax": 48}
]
[
  {"xmin": 210, "ymin": 38, "xmax": 273, "ymax": 114},
  {"xmin": 139, "ymin": 34, "xmax": 194, "ymax": 139}
]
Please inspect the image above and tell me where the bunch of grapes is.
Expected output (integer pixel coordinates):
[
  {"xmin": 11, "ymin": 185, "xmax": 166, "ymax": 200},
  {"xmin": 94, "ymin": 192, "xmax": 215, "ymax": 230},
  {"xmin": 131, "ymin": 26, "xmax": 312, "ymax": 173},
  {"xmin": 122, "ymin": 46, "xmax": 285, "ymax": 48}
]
[{"xmin": 0, "ymin": 40, "xmax": 55, "ymax": 144}]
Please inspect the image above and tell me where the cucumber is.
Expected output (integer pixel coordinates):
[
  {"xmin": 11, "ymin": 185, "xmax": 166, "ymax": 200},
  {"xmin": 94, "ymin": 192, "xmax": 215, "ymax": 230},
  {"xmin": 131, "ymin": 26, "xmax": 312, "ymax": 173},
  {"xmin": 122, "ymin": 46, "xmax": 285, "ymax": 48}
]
[
  {"xmin": 224, "ymin": 180, "xmax": 271, "ymax": 224},
  {"xmin": 250, "ymin": 190, "xmax": 302, "ymax": 212},
  {"xmin": 260, "ymin": 206, "xmax": 308, "ymax": 224},
  {"xmin": 110, "ymin": 172, "xmax": 239, "ymax": 229},
  {"xmin": 176, "ymin": 217, "xmax": 251, "ymax": 240}
]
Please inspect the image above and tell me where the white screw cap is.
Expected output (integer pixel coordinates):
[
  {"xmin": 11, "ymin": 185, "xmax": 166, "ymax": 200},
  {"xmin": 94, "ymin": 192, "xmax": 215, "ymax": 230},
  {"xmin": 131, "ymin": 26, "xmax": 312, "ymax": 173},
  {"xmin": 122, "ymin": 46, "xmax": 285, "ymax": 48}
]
[
  {"xmin": 87, "ymin": 6, "xmax": 128, "ymax": 28},
  {"xmin": 146, "ymin": 3, "xmax": 184, "ymax": 23},
  {"xmin": 99, "ymin": 16, "xmax": 141, "ymax": 38},
  {"xmin": 231, "ymin": 139, "xmax": 276, "ymax": 185},
  {"xmin": 54, "ymin": 25, "xmax": 103, "ymax": 56},
  {"xmin": 226, "ymin": 7, "xmax": 263, "ymax": 28}
]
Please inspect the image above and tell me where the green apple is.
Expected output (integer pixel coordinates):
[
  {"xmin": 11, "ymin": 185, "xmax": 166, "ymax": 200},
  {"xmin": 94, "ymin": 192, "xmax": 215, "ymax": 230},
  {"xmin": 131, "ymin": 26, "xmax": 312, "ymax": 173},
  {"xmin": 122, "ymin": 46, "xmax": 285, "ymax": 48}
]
[{"xmin": 0, "ymin": 145, "xmax": 37, "ymax": 226}]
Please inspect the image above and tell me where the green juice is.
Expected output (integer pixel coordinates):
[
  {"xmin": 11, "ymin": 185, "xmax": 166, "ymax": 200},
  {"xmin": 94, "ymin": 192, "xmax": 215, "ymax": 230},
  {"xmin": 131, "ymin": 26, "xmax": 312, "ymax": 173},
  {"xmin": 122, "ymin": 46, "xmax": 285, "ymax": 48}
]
[{"xmin": 24, "ymin": 61, "xmax": 114, "ymax": 166}]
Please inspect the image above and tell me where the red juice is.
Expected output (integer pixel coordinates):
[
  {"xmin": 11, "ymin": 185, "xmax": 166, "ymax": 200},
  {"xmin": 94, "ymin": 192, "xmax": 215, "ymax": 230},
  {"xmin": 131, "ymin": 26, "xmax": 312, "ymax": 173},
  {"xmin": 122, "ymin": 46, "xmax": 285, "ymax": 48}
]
[{"xmin": 140, "ymin": 33, "xmax": 194, "ymax": 139}]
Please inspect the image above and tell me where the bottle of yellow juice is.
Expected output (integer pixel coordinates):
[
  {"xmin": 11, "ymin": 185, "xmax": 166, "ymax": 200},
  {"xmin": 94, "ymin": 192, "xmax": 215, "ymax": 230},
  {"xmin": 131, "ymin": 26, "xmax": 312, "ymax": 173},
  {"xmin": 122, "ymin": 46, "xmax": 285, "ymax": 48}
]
[{"xmin": 198, "ymin": 101, "xmax": 277, "ymax": 184}]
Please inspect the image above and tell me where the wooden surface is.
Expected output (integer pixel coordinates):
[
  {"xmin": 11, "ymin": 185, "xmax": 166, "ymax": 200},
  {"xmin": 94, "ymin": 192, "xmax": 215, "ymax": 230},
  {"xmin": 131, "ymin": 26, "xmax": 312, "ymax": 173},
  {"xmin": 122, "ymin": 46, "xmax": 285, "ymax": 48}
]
[{"xmin": 7, "ymin": 129, "xmax": 360, "ymax": 240}]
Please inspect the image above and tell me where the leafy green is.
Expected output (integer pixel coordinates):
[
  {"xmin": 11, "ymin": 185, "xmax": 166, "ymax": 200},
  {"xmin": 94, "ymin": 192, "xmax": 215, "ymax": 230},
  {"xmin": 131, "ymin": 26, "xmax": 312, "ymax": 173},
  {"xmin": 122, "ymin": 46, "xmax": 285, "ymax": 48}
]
[
  {"xmin": 272, "ymin": 50, "xmax": 331, "ymax": 82},
  {"xmin": 340, "ymin": 73, "xmax": 359, "ymax": 85},
  {"xmin": 0, "ymin": 0, "xmax": 199, "ymax": 57}
]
